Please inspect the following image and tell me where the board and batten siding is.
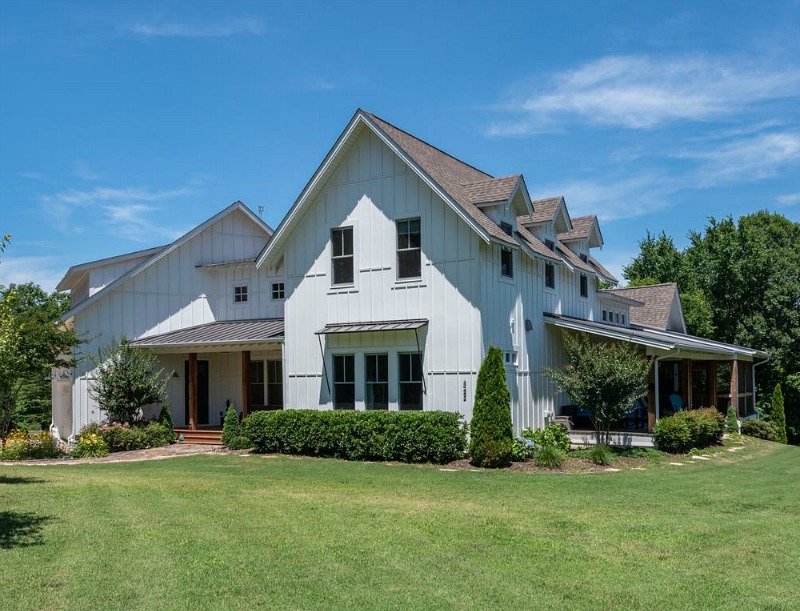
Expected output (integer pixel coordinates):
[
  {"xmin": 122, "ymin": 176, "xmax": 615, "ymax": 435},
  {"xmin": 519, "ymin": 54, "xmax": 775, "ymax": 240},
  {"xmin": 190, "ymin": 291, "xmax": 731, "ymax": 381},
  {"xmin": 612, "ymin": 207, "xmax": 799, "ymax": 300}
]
[
  {"xmin": 68, "ymin": 208, "xmax": 279, "ymax": 434},
  {"xmin": 282, "ymin": 128, "xmax": 484, "ymax": 418}
]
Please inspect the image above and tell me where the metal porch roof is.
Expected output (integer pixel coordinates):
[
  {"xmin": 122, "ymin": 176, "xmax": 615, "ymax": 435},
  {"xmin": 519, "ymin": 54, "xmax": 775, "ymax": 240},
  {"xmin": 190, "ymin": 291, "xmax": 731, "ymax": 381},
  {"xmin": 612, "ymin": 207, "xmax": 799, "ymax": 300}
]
[{"xmin": 130, "ymin": 318, "xmax": 284, "ymax": 348}]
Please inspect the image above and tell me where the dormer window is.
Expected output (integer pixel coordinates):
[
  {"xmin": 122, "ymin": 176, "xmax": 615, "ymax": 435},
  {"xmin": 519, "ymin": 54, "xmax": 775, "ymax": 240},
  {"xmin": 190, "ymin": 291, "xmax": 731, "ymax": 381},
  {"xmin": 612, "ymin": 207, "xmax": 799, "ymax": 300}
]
[
  {"xmin": 579, "ymin": 253, "xmax": 588, "ymax": 263},
  {"xmin": 500, "ymin": 221, "xmax": 513, "ymax": 236},
  {"xmin": 544, "ymin": 239, "xmax": 555, "ymax": 251},
  {"xmin": 501, "ymin": 247, "xmax": 513, "ymax": 278},
  {"xmin": 233, "ymin": 285, "xmax": 248, "ymax": 303}
]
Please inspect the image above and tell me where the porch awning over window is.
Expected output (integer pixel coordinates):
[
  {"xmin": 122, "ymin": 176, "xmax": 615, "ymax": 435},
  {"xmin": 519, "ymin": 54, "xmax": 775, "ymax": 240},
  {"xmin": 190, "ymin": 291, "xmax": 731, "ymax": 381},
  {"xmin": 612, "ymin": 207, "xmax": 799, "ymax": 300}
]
[
  {"xmin": 315, "ymin": 319, "xmax": 428, "ymax": 335},
  {"xmin": 130, "ymin": 318, "xmax": 284, "ymax": 349},
  {"xmin": 544, "ymin": 313, "xmax": 767, "ymax": 360}
]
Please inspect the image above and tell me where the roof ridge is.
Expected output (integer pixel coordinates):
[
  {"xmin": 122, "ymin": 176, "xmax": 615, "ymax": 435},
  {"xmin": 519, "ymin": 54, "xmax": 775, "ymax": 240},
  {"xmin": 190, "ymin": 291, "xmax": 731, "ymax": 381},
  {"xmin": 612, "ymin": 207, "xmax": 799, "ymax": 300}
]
[
  {"xmin": 610, "ymin": 282, "xmax": 678, "ymax": 290},
  {"xmin": 363, "ymin": 110, "xmax": 494, "ymax": 180}
]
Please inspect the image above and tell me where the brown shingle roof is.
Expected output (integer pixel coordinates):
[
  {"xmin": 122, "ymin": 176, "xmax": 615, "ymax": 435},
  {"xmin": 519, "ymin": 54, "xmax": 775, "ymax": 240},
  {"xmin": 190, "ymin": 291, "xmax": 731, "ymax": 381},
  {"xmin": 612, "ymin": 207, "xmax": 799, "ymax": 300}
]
[
  {"xmin": 588, "ymin": 255, "xmax": 618, "ymax": 284},
  {"xmin": 515, "ymin": 226, "xmax": 561, "ymax": 262},
  {"xmin": 462, "ymin": 175, "xmax": 521, "ymax": 205},
  {"xmin": 365, "ymin": 112, "xmax": 516, "ymax": 244},
  {"xmin": 557, "ymin": 241, "xmax": 595, "ymax": 273},
  {"xmin": 558, "ymin": 215, "xmax": 597, "ymax": 241},
  {"xmin": 603, "ymin": 283, "xmax": 679, "ymax": 329},
  {"xmin": 518, "ymin": 196, "xmax": 564, "ymax": 225}
]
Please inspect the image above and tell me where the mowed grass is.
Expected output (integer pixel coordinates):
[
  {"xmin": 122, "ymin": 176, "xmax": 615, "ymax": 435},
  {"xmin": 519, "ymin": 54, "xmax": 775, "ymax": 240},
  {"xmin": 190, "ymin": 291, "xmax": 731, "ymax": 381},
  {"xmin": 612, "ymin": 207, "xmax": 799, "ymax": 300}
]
[{"xmin": 2, "ymin": 442, "xmax": 799, "ymax": 610}]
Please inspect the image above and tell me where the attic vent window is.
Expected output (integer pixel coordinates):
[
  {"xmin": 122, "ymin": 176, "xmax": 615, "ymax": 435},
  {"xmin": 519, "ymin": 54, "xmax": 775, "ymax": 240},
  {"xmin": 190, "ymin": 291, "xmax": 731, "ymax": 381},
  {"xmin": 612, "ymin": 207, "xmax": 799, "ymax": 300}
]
[
  {"xmin": 499, "ymin": 221, "xmax": 513, "ymax": 236},
  {"xmin": 580, "ymin": 253, "xmax": 588, "ymax": 263},
  {"xmin": 233, "ymin": 285, "xmax": 248, "ymax": 303},
  {"xmin": 545, "ymin": 239, "xmax": 555, "ymax": 251}
]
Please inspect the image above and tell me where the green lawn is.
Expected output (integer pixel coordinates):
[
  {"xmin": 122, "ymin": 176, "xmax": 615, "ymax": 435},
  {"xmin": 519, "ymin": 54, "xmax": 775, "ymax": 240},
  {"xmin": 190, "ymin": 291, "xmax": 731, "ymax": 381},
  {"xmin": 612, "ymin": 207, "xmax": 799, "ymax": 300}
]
[{"xmin": 2, "ymin": 442, "xmax": 799, "ymax": 610}]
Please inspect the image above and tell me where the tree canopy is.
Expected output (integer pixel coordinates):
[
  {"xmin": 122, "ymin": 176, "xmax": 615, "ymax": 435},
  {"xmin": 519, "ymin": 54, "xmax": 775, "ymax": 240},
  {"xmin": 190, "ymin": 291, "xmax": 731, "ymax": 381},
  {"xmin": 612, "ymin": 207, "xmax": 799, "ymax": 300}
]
[
  {"xmin": 624, "ymin": 211, "xmax": 800, "ymax": 443},
  {"xmin": 0, "ymin": 282, "xmax": 81, "ymax": 439}
]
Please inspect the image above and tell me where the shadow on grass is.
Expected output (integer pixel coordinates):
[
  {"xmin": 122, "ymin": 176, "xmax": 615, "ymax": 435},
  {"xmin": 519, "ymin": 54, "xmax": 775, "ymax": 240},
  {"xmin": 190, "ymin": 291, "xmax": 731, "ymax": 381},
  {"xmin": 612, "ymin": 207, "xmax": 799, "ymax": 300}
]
[
  {"xmin": 0, "ymin": 475, "xmax": 46, "ymax": 485},
  {"xmin": 0, "ymin": 511, "xmax": 53, "ymax": 548}
]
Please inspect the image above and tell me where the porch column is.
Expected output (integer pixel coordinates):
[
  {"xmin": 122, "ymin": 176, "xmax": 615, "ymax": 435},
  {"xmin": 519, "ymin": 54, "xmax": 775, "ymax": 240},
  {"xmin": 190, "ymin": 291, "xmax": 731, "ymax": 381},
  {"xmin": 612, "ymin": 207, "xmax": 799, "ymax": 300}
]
[
  {"xmin": 682, "ymin": 359, "xmax": 692, "ymax": 409},
  {"xmin": 188, "ymin": 352, "xmax": 198, "ymax": 431},
  {"xmin": 730, "ymin": 359, "xmax": 739, "ymax": 417},
  {"xmin": 709, "ymin": 362, "xmax": 718, "ymax": 409},
  {"xmin": 647, "ymin": 364, "xmax": 656, "ymax": 432},
  {"xmin": 241, "ymin": 350, "xmax": 251, "ymax": 418}
]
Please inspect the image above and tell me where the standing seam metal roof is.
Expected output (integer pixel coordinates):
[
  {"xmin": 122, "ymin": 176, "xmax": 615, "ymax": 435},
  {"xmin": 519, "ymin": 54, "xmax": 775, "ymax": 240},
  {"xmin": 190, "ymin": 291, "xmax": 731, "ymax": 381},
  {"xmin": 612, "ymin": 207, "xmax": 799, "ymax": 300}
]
[{"xmin": 129, "ymin": 319, "xmax": 284, "ymax": 347}]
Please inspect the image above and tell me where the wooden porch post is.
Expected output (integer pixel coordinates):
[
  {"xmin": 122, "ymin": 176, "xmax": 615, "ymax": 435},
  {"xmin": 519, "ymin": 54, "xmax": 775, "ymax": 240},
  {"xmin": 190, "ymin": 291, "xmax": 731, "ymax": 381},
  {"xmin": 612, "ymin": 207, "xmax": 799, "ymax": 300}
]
[
  {"xmin": 709, "ymin": 362, "xmax": 718, "ymax": 409},
  {"xmin": 188, "ymin": 352, "xmax": 198, "ymax": 431},
  {"xmin": 241, "ymin": 350, "xmax": 251, "ymax": 419},
  {"xmin": 647, "ymin": 364, "xmax": 656, "ymax": 433},
  {"xmin": 682, "ymin": 359, "xmax": 692, "ymax": 409},
  {"xmin": 730, "ymin": 359, "xmax": 739, "ymax": 417}
]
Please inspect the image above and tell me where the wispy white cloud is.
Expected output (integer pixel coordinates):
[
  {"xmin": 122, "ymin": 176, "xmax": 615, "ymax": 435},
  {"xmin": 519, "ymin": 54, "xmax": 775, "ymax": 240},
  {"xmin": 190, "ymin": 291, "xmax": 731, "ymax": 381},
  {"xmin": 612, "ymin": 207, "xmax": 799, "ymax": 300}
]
[
  {"xmin": 129, "ymin": 17, "xmax": 264, "ymax": 38},
  {"xmin": 677, "ymin": 130, "xmax": 800, "ymax": 186},
  {"xmin": 0, "ymin": 256, "xmax": 64, "ymax": 293},
  {"xmin": 20, "ymin": 171, "xmax": 49, "ymax": 183},
  {"xmin": 42, "ymin": 186, "xmax": 192, "ymax": 207},
  {"xmin": 73, "ymin": 160, "xmax": 100, "ymax": 181},
  {"xmin": 102, "ymin": 204, "xmax": 186, "ymax": 242},
  {"xmin": 488, "ymin": 54, "xmax": 800, "ymax": 134},
  {"xmin": 776, "ymin": 192, "xmax": 800, "ymax": 207}
]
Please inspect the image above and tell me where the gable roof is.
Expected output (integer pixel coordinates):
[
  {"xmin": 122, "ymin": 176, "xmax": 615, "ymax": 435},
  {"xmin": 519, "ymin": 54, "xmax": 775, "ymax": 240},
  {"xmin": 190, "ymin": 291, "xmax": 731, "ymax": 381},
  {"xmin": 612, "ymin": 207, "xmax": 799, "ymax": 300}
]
[
  {"xmin": 257, "ymin": 110, "xmax": 536, "ymax": 268},
  {"xmin": 61, "ymin": 201, "xmax": 273, "ymax": 322},
  {"xmin": 56, "ymin": 244, "xmax": 167, "ymax": 292},
  {"xmin": 602, "ymin": 283, "xmax": 684, "ymax": 331},
  {"xmin": 558, "ymin": 214, "xmax": 603, "ymax": 248},
  {"xmin": 556, "ymin": 240, "xmax": 596, "ymax": 274},
  {"xmin": 515, "ymin": 226, "xmax": 562, "ymax": 262},
  {"xmin": 588, "ymin": 255, "xmax": 618, "ymax": 284}
]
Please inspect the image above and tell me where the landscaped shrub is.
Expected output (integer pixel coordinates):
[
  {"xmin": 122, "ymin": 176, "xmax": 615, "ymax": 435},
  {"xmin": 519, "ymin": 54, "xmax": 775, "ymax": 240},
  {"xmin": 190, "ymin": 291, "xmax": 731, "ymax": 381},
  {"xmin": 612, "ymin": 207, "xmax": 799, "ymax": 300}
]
[
  {"xmin": 158, "ymin": 404, "xmax": 175, "ymax": 434},
  {"xmin": 96, "ymin": 421, "xmax": 175, "ymax": 452},
  {"xmin": 534, "ymin": 444, "xmax": 565, "ymax": 468},
  {"xmin": 520, "ymin": 422, "xmax": 571, "ymax": 453},
  {"xmin": 726, "ymin": 405, "xmax": 739, "ymax": 434},
  {"xmin": 769, "ymin": 384, "xmax": 788, "ymax": 444},
  {"xmin": 0, "ymin": 429, "xmax": 61, "ymax": 460},
  {"xmin": 652, "ymin": 408, "xmax": 725, "ymax": 453},
  {"xmin": 243, "ymin": 410, "xmax": 467, "ymax": 464},
  {"xmin": 587, "ymin": 444, "xmax": 614, "ymax": 466},
  {"xmin": 222, "ymin": 405, "xmax": 250, "ymax": 450},
  {"xmin": 469, "ymin": 347, "xmax": 513, "ymax": 468},
  {"xmin": 741, "ymin": 419, "xmax": 781, "ymax": 442},
  {"xmin": 511, "ymin": 437, "xmax": 536, "ymax": 461},
  {"xmin": 70, "ymin": 430, "xmax": 109, "ymax": 458}
]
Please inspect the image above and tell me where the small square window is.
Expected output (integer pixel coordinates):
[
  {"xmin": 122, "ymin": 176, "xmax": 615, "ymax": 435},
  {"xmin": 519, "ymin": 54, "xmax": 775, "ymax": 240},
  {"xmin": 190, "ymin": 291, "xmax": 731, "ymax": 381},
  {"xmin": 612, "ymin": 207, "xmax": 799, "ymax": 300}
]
[
  {"xmin": 233, "ymin": 285, "xmax": 248, "ymax": 303},
  {"xmin": 545, "ymin": 263, "xmax": 555, "ymax": 288},
  {"xmin": 501, "ymin": 247, "xmax": 513, "ymax": 278},
  {"xmin": 580, "ymin": 274, "xmax": 588, "ymax": 298},
  {"xmin": 272, "ymin": 282, "xmax": 285, "ymax": 300}
]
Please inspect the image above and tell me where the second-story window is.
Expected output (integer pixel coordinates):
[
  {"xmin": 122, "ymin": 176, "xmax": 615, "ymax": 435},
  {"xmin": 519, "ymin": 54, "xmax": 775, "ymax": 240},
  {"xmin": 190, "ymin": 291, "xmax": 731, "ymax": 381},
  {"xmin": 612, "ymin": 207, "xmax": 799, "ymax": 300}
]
[
  {"xmin": 579, "ymin": 253, "xmax": 589, "ymax": 263},
  {"xmin": 331, "ymin": 227, "xmax": 354, "ymax": 285},
  {"xmin": 545, "ymin": 262, "xmax": 555, "ymax": 289},
  {"xmin": 234, "ymin": 285, "xmax": 248, "ymax": 303},
  {"xmin": 544, "ymin": 239, "xmax": 555, "ymax": 251},
  {"xmin": 580, "ymin": 274, "xmax": 588, "ymax": 298},
  {"xmin": 501, "ymin": 247, "xmax": 513, "ymax": 278},
  {"xmin": 397, "ymin": 218, "xmax": 421, "ymax": 279},
  {"xmin": 271, "ymin": 282, "xmax": 285, "ymax": 299}
]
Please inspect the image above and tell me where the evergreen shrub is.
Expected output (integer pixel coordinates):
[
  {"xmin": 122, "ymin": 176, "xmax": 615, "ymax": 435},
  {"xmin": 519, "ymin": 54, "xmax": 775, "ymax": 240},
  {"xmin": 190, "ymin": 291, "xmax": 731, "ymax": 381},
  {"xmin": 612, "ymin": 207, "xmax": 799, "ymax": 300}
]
[
  {"xmin": 521, "ymin": 422, "xmax": 571, "ymax": 453},
  {"xmin": 469, "ymin": 347, "xmax": 513, "ymax": 468},
  {"xmin": 243, "ymin": 410, "xmax": 467, "ymax": 464},
  {"xmin": 652, "ymin": 408, "xmax": 724, "ymax": 453},
  {"xmin": 740, "ymin": 419, "xmax": 781, "ymax": 442},
  {"xmin": 222, "ymin": 405, "xmax": 251, "ymax": 450}
]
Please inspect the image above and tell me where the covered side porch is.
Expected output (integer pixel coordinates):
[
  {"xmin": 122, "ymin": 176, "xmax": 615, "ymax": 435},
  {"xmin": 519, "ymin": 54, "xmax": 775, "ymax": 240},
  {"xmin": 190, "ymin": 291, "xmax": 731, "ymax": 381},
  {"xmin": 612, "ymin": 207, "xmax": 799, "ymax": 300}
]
[
  {"xmin": 544, "ymin": 314, "xmax": 768, "ymax": 435},
  {"xmin": 130, "ymin": 319, "xmax": 285, "ymax": 430}
]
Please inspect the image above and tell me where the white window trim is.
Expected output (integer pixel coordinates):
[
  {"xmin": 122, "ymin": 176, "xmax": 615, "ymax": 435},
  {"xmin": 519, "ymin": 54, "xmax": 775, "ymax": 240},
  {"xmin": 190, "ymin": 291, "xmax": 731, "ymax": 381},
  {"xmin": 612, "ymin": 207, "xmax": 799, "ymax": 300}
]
[
  {"xmin": 330, "ymin": 223, "xmax": 357, "ymax": 291},
  {"xmin": 395, "ymin": 216, "xmax": 423, "ymax": 284},
  {"xmin": 271, "ymin": 281, "xmax": 285, "ymax": 300},
  {"xmin": 232, "ymin": 283, "xmax": 249, "ymax": 306}
]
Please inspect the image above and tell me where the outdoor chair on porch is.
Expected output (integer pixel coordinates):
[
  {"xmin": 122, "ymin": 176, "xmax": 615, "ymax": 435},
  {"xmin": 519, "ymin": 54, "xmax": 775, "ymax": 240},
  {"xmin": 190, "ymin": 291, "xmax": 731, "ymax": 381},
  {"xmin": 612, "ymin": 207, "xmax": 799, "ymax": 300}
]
[{"xmin": 669, "ymin": 393, "xmax": 685, "ymax": 412}]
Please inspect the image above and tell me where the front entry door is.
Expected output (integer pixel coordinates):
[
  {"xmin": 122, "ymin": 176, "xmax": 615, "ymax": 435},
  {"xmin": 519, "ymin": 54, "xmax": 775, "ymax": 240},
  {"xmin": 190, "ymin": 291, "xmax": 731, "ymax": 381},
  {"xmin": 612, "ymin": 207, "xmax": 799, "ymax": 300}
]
[{"xmin": 184, "ymin": 360, "xmax": 210, "ymax": 425}]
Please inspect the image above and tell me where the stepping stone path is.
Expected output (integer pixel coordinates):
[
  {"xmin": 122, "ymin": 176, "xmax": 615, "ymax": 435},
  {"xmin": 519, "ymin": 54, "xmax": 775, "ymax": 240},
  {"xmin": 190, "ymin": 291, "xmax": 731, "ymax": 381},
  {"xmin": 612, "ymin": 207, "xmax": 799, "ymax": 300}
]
[
  {"xmin": 631, "ymin": 467, "xmax": 646, "ymax": 470},
  {"xmin": 604, "ymin": 468, "xmax": 620, "ymax": 472},
  {"xmin": 692, "ymin": 456, "xmax": 711, "ymax": 461},
  {"xmin": 728, "ymin": 447, "xmax": 745, "ymax": 452},
  {"xmin": 669, "ymin": 462, "xmax": 684, "ymax": 466},
  {"xmin": 439, "ymin": 468, "xmax": 458, "ymax": 472}
]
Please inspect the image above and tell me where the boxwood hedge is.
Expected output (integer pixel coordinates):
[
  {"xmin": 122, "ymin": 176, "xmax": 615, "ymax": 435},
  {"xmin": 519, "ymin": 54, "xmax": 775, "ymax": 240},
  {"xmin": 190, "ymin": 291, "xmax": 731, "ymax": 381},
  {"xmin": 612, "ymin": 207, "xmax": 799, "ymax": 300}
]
[
  {"xmin": 652, "ymin": 408, "xmax": 725, "ymax": 453},
  {"xmin": 242, "ymin": 409, "xmax": 467, "ymax": 464}
]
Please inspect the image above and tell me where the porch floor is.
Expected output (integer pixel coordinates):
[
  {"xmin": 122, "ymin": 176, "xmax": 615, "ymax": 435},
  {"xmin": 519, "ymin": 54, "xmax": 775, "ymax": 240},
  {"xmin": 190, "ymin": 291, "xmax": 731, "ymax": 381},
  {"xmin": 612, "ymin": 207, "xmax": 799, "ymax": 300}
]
[{"xmin": 568, "ymin": 430, "xmax": 655, "ymax": 449}]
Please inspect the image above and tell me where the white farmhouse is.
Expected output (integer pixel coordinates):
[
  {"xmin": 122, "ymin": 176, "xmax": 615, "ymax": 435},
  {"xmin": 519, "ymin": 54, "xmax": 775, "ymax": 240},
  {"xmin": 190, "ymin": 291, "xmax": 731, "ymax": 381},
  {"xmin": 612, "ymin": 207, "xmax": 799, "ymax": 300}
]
[{"xmin": 52, "ymin": 110, "xmax": 767, "ymax": 443}]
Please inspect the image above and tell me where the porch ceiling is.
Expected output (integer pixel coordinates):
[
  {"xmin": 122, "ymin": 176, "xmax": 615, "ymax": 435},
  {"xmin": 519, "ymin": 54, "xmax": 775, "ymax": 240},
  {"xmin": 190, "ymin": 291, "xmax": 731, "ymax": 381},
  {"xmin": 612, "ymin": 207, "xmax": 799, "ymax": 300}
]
[
  {"xmin": 544, "ymin": 313, "xmax": 767, "ymax": 360},
  {"xmin": 129, "ymin": 318, "xmax": 284, "ymax": 351}
]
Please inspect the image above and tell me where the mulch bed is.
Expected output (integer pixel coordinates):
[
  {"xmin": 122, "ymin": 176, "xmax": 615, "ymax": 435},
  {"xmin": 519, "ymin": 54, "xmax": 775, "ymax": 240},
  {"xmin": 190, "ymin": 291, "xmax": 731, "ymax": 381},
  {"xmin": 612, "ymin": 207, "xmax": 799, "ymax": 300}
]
[{"xmin": 445, "ymin": 455, "xmax": 651, "ymax": 473}]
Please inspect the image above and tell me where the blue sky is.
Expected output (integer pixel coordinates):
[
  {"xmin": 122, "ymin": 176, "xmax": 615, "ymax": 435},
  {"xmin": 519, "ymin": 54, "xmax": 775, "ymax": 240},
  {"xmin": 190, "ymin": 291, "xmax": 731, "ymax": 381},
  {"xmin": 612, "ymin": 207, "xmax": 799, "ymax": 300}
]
[{"xmin": 1, "ymin": 0, "xmax": 798, "ymax": 291}]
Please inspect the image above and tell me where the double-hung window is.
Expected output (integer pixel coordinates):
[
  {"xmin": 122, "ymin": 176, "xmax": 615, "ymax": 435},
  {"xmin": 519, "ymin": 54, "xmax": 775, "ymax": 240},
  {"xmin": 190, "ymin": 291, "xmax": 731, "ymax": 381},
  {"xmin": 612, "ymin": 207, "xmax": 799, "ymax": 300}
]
[
  {"xmin": 267, "ymin": 361, "xmax": 283, "ymax": 407},
  {"xmin": 333, "ymin": 354, "xmax": 355, "ymax": 409},
  {"xmin": 501, "ymin": 246, "xmax": 513, "ymax": 278},
  {"xmin": 365, "ymin": 354, "xmax": 389, "ymax": 410},
  {"xmin": 545, "ymin": 262, "xmax": 555, "ymax": 289},
  {"xmin": 331, "ymin": 227, "xmax": 354, "ymax": 285},
  {"xmin": 580, "ymin": 274, "xmax": 588, "ymax": 298},
  {"xmin": 397, "ymin": 218, "xmax": 421, "ymax": 279},
  {"xmin": 249, "ymin": 361, "xmax": 265, "ymax": 406},
  {"xmin": 398, "ymin": 353, "xmax": 423, "ymax": 410}
]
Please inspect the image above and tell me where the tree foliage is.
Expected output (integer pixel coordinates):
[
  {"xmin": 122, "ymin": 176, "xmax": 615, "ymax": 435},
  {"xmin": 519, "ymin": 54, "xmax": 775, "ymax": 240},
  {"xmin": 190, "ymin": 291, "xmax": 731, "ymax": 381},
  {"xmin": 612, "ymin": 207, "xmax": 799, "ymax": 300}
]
[
  {"xmin": 469, "ymin": 346, "xmax": 513, "ymax": 468},
  {"xmin": 624, "ymin": 212, "xmax": 800, "ymax": 444},
  {"xmin": 88, "ymin": 337, "xmax": 169, "ymax": 424},
  {"xmin": 547, "ymin": 332, "xmax": 651, "ymax": 446},
  {"xmin": 0, "ymin": 283, "xmax": 80, "ymax": 440}
]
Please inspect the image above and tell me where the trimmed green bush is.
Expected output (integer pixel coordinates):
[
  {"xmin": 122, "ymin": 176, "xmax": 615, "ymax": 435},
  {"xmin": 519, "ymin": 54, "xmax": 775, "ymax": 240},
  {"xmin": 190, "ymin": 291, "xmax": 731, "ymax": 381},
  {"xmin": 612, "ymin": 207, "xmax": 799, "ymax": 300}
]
[
  {"xmin": 222, "ymin": 405, "xmax": 251, "ymax": 450},
  {"xmin": 769, "ymin": 384, "xmax": 788, "ymax": 444},
  {"xmin": 521, "ymin": 422, "xmax": 571, "ymax": 453},
  {"xmin": 158, "ymin": 404, "xmax": 174, "ymax": 433},
  {"xmin": 741, "ymin": 419, "xmax": 781, "ymax": 442},
  {"xmin": 95, "ymin": 421, "xmax": 174, "ymax": 452},
  {"xmin": 587, "ymin": 444, "xmax": 615, "ymax": 466},
  {"xmin": 725, "ymin": 405, "xmax": 738, "ymax": 434},
  {"xmin": 469, "ymin": 347, "xmax": 513, "ymax": 468},
  {"xmin": 534, "ymin": 444, "xmax": 565, "ymax": 468},
  {"xmin": 243, "ymin": 410, "xmax": 467, "ymax": 464},
  {"xmin": 511, "ymin": 437, "xmax": 536, "ymax": 462},
  {"xmin": 652, "ymin": 408, "xmax": 725, "ymax": 453}
]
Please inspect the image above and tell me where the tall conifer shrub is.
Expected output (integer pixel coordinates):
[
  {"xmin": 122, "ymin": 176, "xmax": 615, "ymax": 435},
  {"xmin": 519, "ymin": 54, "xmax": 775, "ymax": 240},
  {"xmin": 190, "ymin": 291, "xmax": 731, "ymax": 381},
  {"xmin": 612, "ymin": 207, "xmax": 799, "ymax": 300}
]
[
  {"xmin": 469, "ymin": 347, "xmax": 513, "ymax": 468},
  {"xmin": 770, "ymin": 384, "xmax": 788, "ymax": 444}
]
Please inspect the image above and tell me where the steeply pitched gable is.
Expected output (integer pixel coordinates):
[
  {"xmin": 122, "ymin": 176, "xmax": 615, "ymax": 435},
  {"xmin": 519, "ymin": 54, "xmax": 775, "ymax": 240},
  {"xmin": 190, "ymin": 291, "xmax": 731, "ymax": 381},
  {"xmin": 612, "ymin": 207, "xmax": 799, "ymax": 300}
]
[{"xmin": 603, "ymin": 282, "xmax": 686, "ymax": 332}]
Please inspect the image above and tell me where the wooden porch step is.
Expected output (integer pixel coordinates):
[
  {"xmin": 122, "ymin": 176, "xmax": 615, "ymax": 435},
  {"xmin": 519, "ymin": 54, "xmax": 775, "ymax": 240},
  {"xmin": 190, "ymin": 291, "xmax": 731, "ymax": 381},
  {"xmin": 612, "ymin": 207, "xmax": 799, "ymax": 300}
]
[{"xmin": 174, "ymin": 428, "xmax": 223, "ymax": 445}]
